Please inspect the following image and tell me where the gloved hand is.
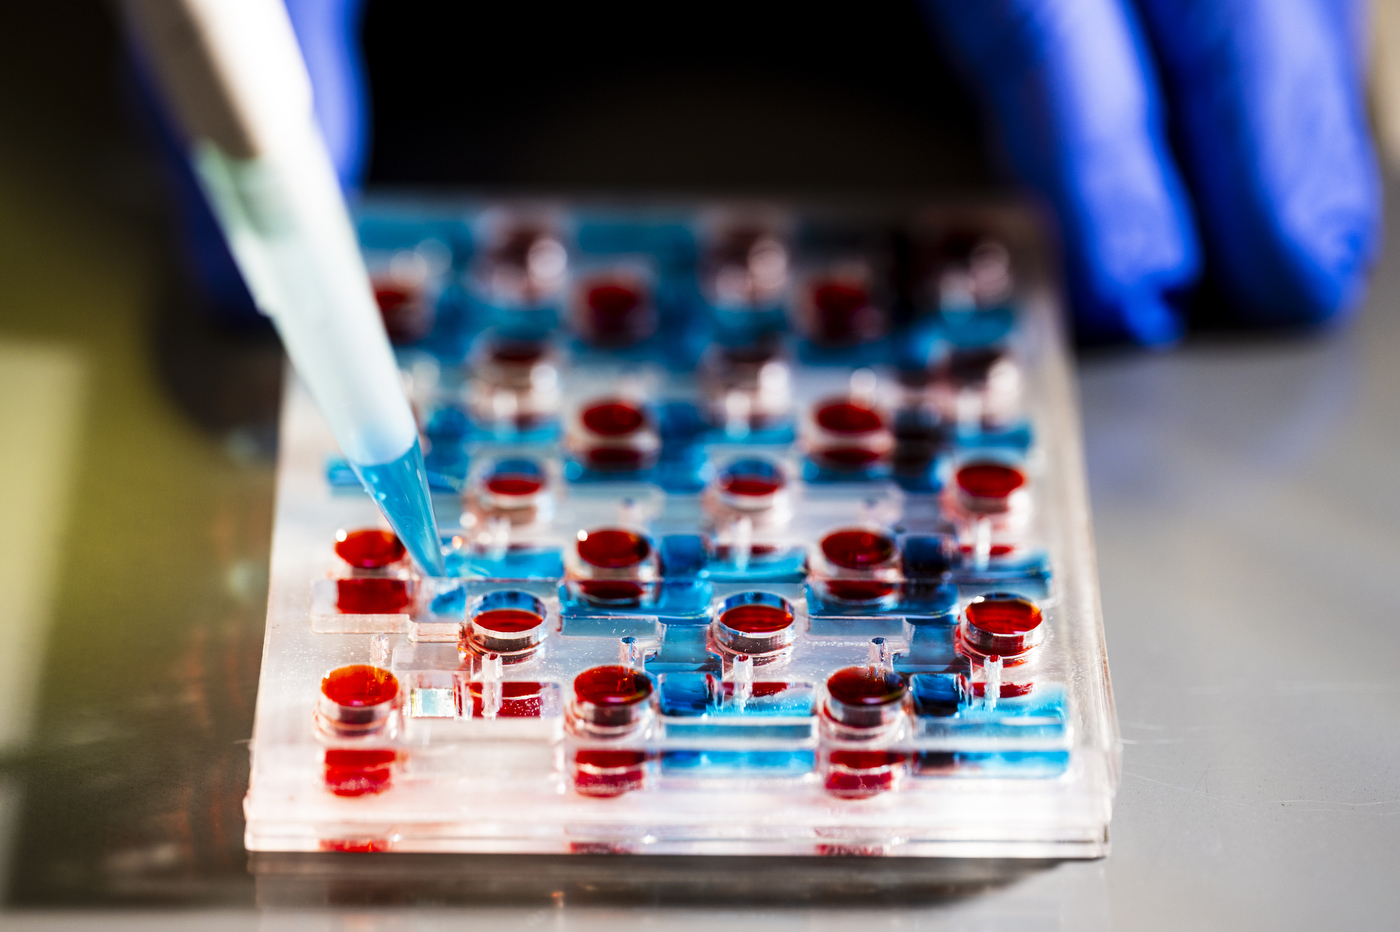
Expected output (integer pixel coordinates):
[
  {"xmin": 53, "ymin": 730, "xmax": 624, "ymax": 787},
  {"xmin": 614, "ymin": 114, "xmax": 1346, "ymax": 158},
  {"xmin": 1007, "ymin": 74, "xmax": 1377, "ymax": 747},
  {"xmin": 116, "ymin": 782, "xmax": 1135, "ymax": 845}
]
[{"xmin": 920, "ymin": 0, "xmax": 1382, "ymax": 343}]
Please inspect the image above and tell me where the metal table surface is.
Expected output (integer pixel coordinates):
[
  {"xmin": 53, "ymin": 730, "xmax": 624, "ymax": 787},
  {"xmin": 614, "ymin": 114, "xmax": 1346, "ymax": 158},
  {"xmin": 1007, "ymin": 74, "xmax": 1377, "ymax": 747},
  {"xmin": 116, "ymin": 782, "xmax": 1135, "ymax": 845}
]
[{"xmin": 1, "ymin": 136, "xmax": 1398, "ymax": 932}]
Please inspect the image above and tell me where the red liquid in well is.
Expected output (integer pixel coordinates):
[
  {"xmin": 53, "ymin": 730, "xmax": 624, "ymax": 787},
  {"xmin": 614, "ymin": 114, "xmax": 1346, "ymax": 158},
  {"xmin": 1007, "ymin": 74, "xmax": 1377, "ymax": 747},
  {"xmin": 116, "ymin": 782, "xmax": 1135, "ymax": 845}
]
[
  {"xmin": 720, "ymin": 473, "xmax": 783, "ymax": 497},
  {"xmin": 815, "ymin": 401, "xmax": 882, "ymax": 435},
  {"xmin": 574, "ymin": 665, "xmax": 653, "ymax": 707},
  {"xmin": 581, "ymin": 401, "xmax": 645, "ymax": 436},
  {"xmin": 491, "ymin": 341, "xmax": 546, "ymax": 365},
  {"xmin": 956, "ymin": 463, "xmax": 1026, "ymax": 500},
  {"xmin": 323, "ymin": 748, "xmax": 397, "ymax": 798},
  {"xmin": 826, "ymin": 667, "xmax": 906, "ymax": 708},
  {"xmin": 719, "ymin": 603, "xmax": 794, "ymax": 634},
  {"xmin": 573, "ymin": 749, "xmax": 648, "ymax": 797},
  {"xmin": 374, "ymin": 284, "xmax": 430, "ymax": 344},
  {"xmin": 810, "ymin": 281, "xmax": 872, "ymax": 343},
  {"xmin": 964, "ymin": 597, "xmax": 1042, "ymax": 654},
  {"xmin": 335, "ymin": 529, "xmax": 405, "ymax": 569},
  {"xmin": 816, "ymin": 447, "xmax": 884, "ymax": 468},
  {"xmin": 486, "ymin": 474, "xmax": 545, "ymax": 496},
  {"xmin": 577, "ymin": 529, "xmax": 651, "ymax": 568},
  {"xmin": 820, "ymin": 530, "xmax": 896, "ymax": 569},
  {"xmin": 587, "ymin": 283, "xmax": 642, "ymax": 319},
  {"xmin": 467, "ymin": 681, "xmax": 545, "ymax": 717},
  {"xmin": 336, "ymin": 577, "xmax": 411, "ymax": 614},
  {"xmin": 582, "ymin": 282, "xmax": 650, "ymax": 344},
  {"xmin": 822, "ymin": 580, "xmax": 897, "ymax": 603},
  {"xmin": 959, "ymin": 543, "xmax": 1016, "ymax": 558},
  {"xmin": 721, "ymin": 681, "xmax": 793, "ymax": 699},
  {"xmin": 584, "ymin": 447, "xmax": 645, "ymax": 471},
  {"xmin": 966, "ymin": 681, "xmax": 1034, "ymax": 699},
  {"xmin": 577, "ymin": 580, "xmax": 648, "ymax": 603},
  {"xmin": 473, "ymin": 608, "xmax": 543, "ymax": 634},
  {"xmin": 824, "ymin": 750, "xmax": 905, "ymax": 798},
  {"xmin": 321, "ymin": 665, "xmax": 399, "ymax": 707}
]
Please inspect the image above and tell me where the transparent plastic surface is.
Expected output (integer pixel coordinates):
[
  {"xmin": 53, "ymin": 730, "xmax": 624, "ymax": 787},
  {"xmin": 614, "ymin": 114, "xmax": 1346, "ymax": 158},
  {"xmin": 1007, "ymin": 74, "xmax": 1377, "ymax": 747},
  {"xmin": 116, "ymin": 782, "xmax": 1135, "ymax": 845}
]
[{"xmin": 245, "ymin": 199, "xmax": 1119, "ymax": 857}]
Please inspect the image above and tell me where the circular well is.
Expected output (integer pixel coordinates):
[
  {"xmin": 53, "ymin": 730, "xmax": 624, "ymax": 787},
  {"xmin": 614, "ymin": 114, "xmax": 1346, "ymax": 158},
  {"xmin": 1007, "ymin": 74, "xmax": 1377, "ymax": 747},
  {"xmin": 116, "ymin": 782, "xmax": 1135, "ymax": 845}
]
[{"xmin": 714, "ymin": 592, "xmax": 797, "ymax": 656}]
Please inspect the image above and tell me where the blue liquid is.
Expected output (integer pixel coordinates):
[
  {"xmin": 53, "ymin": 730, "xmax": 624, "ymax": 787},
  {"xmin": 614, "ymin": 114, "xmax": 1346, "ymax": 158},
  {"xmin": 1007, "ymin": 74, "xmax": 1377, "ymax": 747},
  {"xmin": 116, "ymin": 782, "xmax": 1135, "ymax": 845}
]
[{"xmin": 349, "ymin": 439, "xmax": 445, "ymax": 576}]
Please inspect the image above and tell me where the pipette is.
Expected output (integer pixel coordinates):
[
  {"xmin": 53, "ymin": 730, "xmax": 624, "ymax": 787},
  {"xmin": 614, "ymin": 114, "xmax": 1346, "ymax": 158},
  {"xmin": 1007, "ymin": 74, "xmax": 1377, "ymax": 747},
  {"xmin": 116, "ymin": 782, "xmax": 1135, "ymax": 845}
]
[{"xmin": 122, "ymin": 0, "xmax": 445, "ymax": 575}]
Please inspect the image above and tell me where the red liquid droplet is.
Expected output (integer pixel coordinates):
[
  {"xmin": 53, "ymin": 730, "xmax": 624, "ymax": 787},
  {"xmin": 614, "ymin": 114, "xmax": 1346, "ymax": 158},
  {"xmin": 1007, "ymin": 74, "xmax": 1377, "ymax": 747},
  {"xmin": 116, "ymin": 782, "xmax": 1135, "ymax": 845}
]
[
  {"xmin": 573, "ymin": 749, "xmax": 648, "ymax": 797},
  {"xmin": 720, "ymin": 473, "xmax": 783, "ymax": 496},
  {"xmin": 815, "ymin": 401, "xmax": 882, "ymax": 434},
  {"xmin": 719, "ymin": 603, "xmax": 794, "ymax": 634},
  {"xmin": 472, "ymin": 608, "xmax": 543, "ymax": 634},
  {"xmin": 956, "ymin": 462, "xmax": 1026, "ymax": 500},
  {"xmin": 577, "ymin": 529, "xmax": 651, "ymax": 568},
  {"xmin": 321, "ymin": 665, "xmax": 399, "ymax": 707},
  {"xmin": 824, "ymin": 749, "xmax": 905, "ymax": 798},
  {"xmin": 336, "ymin": 577, "xmax": 411, "ymax": 614},
  {"xmin": 323, "ymin": 748, "xmax": 396, "ymax": 798},
  {"xmin": 820, "ymin": 530, "xmax": 896, "ymax": 569},
  {"xmin": 467, "ymin": 681, "xmax": 545, "ymax": 717},
  {"xmin": 335, "ymin": 529, "xmax": 405, "ymax": 569},
  {"xmin": 826, "ymin": 667, "xmax": 906, "ymax": 708},
  {"xmin": 584, "ymin": 447, "xmax": 645, "ymax": 471},
  {"xmin": 486, "ymin": 474, "xmax": 544, "ymax": 496},
  {"xmin": 581, "ymin": 402, "xmax": 645, "ymax": 436},
  {"xmin": 822, "ymin": 580, "xmax": 897, "ymax": 603},
  {"xmin": 574, "ymin": 665, "xmax": 653, "ymax": 707}
]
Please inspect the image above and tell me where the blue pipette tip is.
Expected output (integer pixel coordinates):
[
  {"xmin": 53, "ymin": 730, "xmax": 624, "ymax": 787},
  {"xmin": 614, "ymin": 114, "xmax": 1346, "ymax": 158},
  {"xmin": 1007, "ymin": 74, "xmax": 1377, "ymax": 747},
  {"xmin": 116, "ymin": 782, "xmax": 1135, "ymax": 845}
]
[{"xmin": 350, "ymin": 439, "xmax": 446, "ymax": 577}]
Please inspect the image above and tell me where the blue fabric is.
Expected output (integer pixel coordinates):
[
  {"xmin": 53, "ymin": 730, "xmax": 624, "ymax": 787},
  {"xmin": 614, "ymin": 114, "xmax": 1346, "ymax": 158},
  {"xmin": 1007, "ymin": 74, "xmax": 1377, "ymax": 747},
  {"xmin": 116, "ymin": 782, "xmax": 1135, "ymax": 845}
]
[{"xmin": 922, "ymin": 0, "xmax": 1381, "ymax": 342}]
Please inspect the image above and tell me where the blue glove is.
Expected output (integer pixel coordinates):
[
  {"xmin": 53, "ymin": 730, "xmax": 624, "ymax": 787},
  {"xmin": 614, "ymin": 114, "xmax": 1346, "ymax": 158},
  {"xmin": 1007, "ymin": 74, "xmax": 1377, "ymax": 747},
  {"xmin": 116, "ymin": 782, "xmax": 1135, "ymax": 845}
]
[{"xmin": 920, "ymin": 0, "xmax": 1382, "ymax": 343}]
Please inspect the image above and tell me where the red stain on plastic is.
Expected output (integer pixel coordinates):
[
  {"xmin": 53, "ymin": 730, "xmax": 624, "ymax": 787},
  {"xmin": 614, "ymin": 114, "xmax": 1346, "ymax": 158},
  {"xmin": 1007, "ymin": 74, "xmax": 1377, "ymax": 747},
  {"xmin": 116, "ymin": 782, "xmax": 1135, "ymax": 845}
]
[
  {"xmin": 323, "ymin": 748, "xmax": 397, "ymax": 797},
  {"xmin": 336, "ymin": 577, "xmax": 411, "ymax": 614}
]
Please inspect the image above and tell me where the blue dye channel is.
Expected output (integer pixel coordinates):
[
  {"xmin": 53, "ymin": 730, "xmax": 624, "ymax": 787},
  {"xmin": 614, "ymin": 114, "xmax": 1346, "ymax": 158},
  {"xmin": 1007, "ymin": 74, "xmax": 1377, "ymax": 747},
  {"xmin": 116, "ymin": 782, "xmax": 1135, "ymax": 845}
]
[{"xmin": 349, "ymin": 439, "xmax": 446, "ymax": 576}]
